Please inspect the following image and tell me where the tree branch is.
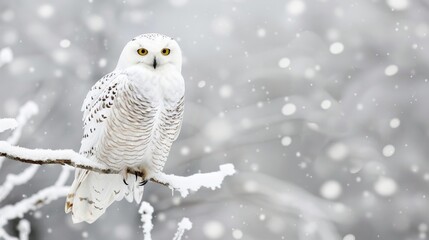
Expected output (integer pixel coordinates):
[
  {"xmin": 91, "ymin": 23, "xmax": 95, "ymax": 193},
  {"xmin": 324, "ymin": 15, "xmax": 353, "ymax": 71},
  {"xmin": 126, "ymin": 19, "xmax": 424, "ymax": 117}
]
[{"xmin": 0, "ymin": 141, "xmax": 236, "ymax": 195}]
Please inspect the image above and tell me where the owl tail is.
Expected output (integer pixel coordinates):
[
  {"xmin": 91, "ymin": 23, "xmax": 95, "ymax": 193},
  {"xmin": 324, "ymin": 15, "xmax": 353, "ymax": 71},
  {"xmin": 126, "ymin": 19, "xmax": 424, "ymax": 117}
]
[{"xmin": 65, "ymin": 170, "xmax": 144, "ymax": 224}]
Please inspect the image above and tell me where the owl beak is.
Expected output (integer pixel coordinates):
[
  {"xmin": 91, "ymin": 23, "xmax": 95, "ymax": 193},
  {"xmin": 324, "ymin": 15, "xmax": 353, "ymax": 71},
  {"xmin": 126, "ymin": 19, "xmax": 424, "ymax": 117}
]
[{"xmin": 152, "ymin": 57, "xmax": 157, "ymax": 69}]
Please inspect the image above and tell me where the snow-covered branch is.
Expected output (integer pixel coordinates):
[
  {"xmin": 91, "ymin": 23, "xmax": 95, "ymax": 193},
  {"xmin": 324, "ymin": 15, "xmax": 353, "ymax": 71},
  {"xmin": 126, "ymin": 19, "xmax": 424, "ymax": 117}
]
[
  {"xmin": 0, "ymin": 141, "xmax": 236, "ymax": 194},
  {"xmin": 172, "ymin": 218, "xmax": 192, "ymax": 240},
  {"xmin": 139, "ymin": 201, "xmax": 192, "ymax": 240},
  {"xmin": 153, "ymin": 164, "xmax": 236, "ymax": 197},
  {"xmin": 139, "ymin": 201, "xmax": 154, "ymax": 240},
  {"xmin": 17, "ymin": 219, "xmax": 30, "ymax": 240},
  {"xmin": 0, "ymin": 101, "xmax": 39, "ymax": 170},
  {"xmin": 0, "ymin": 186, "xmax": 70, "ymax": 227},
  {"xmin": 0, "ymin": 165, "xmax": 39, "ymax": 203}
]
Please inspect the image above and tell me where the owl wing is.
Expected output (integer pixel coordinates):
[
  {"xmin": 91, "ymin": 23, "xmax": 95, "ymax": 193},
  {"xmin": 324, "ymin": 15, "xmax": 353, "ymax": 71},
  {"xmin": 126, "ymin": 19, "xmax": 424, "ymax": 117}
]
[
  {"xmin": 81, "ymin": 71, "xmax": 119, "ymax": 121},
  {"xmin": 66, "ymin": 71, "xmax": 134, "ymax": 223},
  {"xmin": 79, "ymin": 71, "xmax": 124, "ymax": 158},
  {"xmin": 172, "ymin": 96, "xmax": 184, "ymax": 141}
]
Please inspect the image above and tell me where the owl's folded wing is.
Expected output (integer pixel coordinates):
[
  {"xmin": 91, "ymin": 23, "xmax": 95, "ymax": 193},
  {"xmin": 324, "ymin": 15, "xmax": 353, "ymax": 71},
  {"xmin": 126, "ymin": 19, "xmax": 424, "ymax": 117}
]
[{"xmin": 79, "ymin": 72, "xmax": 127, "ymax": 159}]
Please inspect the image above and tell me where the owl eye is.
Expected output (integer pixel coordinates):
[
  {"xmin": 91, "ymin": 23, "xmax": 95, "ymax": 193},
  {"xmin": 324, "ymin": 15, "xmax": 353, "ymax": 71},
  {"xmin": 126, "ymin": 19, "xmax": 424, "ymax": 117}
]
[
  {"xmin": 161, "ymin": 48, "xmax": 171, "ymax": 56},
  {"xmin": 137, "ymin": 48, "xmax": 148, "ymax": 56}
]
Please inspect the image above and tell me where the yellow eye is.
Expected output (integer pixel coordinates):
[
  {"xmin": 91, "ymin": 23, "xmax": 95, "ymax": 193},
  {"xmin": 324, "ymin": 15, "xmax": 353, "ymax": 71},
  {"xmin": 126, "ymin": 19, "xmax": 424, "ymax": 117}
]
[
  {"xmin": 137, "ymin": 48, "xmax": 148, "ymax": 56},
  {"xmin": 161, "ymin": 48, "xmax": 171, "ymax": 56}
]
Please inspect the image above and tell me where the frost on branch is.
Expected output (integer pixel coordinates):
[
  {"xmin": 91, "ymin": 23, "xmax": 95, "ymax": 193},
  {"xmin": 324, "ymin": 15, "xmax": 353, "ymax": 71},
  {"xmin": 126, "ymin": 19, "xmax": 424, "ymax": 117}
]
[
  {"xmin": 0, "ymin": 186, "xmax": 69, "ymax": 227},
  {"xmin": 0, "ymin": 141, "xmax": 108, "ymax": 172},
  {"xmin": 0, "ymin": 165, "xmax": 39, "ymax": 202},
  {"xmin": 154, "ymin": 164, "xmax": 236, "ymax": 197},
  {"xmin": 17, "ymin": 219, "xmax": 31, "ymax": 240},
  {"xmin": 0, "ymin": 101, "xmax": 71, "ymax": 239},
  {"xmin": 0, "ymin": 119, "xmax": 18, "ymax": 133},
  {"xmin": 139, "ymin": 201, "xmax": 192, "ymax": 240},
  {"xmin": 139, "ymin": 201, "xmax": 154, "ymax": 240},
  {"xmin": 0, "ymin": 101, "xmax": 39, "ymax": 170},
  {"xmin": 173, "ymin": 218, "xmax": 192, "ymax": 240},
  {"xmin": 0, "ymin": 140, "xmax": 236, "ymax": 193}
]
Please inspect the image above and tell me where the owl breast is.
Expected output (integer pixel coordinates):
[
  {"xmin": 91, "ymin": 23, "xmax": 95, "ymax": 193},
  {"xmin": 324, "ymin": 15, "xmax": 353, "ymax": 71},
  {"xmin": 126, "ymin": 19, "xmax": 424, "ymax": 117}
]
[{"xmin": 95, "ymin": 67, "xmax": 184, "ymax": 177}]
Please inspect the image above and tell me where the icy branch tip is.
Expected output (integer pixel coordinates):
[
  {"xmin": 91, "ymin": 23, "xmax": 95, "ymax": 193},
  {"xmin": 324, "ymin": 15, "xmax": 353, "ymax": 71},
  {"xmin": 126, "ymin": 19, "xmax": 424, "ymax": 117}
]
[
  {"xmin": 219, "ymin": 163, "xmax": 236, "ymax": 175},
  {"xmin": 0, "ymin": 119, "xmax": 18, "ymax": 133},
  {"xmin": 178, "ymin": 218, "xmax": 192, "ymax": 230},
  {"xmin": 139, "ymin": 201, "xmax": 154, "ymax": 215}
]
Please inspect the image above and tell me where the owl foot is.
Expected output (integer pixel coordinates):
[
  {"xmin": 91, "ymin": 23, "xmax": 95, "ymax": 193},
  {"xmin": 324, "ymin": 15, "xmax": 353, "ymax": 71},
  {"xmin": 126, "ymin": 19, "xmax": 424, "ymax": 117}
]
[
  {"xmin": 123, "ymin": 179, "xmax": 129, "ymax": 185},
  {"xmin": 121, "ymin": 168, "xmax": 129, "ymax": 185},
  {"xmin": 139, "ymin": 180, "xmax": 148, "ymax": 186}
]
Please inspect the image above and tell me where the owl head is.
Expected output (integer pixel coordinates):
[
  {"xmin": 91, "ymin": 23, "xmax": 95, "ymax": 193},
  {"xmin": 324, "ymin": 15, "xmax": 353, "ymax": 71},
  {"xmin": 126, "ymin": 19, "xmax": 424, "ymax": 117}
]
[{"xmin": 116, "ymin": 33, "xmax": 182, "ymax": 72}]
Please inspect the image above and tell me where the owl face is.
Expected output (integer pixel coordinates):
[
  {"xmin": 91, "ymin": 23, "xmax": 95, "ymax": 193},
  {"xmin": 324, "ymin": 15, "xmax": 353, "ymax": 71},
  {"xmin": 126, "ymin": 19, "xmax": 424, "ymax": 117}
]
[{"xmin": 116, "ymin": 33, "xmax": 182, "ymax": 73}]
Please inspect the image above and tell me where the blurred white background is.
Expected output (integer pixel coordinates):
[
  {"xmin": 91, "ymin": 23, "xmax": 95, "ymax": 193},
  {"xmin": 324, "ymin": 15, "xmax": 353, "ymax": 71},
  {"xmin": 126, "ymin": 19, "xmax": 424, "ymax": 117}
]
[{"xmin": 1, "ymin": 0, "xmax": 429, "ymax": 239}]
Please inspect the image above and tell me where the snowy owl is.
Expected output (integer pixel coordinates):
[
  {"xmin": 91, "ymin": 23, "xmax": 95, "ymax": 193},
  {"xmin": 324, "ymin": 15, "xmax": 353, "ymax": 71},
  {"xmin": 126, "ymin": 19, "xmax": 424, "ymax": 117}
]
[{"xmin": 65, "ymin": 33, "xmax": 185, "ymax": 223}]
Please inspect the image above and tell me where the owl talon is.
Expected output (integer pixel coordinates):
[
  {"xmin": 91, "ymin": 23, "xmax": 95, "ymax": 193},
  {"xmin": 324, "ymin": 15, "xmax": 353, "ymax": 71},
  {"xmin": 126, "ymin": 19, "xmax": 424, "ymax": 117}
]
[
  {"xmin": 123, "ymin": 179, "xmax": 129, "ymax": 185},
  {"xmin": 139, "ymin": 180, "xmax": 148, "ymax": 186}
]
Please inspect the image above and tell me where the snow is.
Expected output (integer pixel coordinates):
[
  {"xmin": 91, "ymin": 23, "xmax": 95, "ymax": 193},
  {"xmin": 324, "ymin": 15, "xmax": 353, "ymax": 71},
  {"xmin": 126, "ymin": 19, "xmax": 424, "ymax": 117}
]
[
  {"xmin": 180, "ymin": 146, "xmax": 190, "ymax": 156},
  {"xmin": 17, "ymin": 219, "xmax": 31, "ymax": 240},
  {"xmin": 281, "ymin": 103, "xmax": 296, "ymax": 116},
  {"xmin": 389, "ymin": 118, "xmax": 400, "ymax": 128},
  {"xmin": 374, "ymin": 177, "xmax": 397, "ymax": 196},
  {"xmin": 0, "ymin": 186, "xmax": 69, "ymax": 227},
  {"xmin": 203, "ymin": 221, "xmax": 225, "ymax": 239},
  {"xmin": 0, "ymin": 141, "xmax": 107, "ymax": 170},
  {"xmin": 329, "ymin": 42, "xmax": 344, "ymax": 54},
  {"xmin": 320, "ymin": 100, "xmax": 332, "ymax": 110},
  {"xmin": 0, "ymin": 119, "xmax": 18, "ymax": 133},
  {"xmin": 343, "ymin": 234, "xmax": 356, "ymax": 240},
  {"xmin": 197, "ymin": 80, "xmax": 206, "ymax": 88},
  {"xmin": 386, "ymin": 0, "xmax": 409, "ymax": 10},
  {"xmin": 0, "ymin": 165, "xmax": 40, "ymax": 202},
  {"xmin": 173, "ymin": 218, "xmax": 192, "ymax": 240},
  {"xmin": 286, "ymin": 0, "xmax": 306, "ymax": 16},
  {"xmin": 154, "ymin": 164, "xmax": 236, "ymax": 198},
  {"xmin": 0, "ymin": 101, "xmax": 39, "ymax": 170},
  {"xmin": 139, "ymin": 202, "xmax": 192, "ymax": 240},
  {"xmin": 212, "ymin": 16, "xmax": 233, "ymax": 36},
  {"xmin": 54, "ymin": 167, "xmax": 71, "ymax": 186},
  {"xmin": 328, "ymin": 142, "xmax": 349, "ymax": 161},
  {"xmin": 59, "ymin": 39, "xmax": 71, "ymax": 48},
  {"xmin": 37, "ymin": 4, "xmax": 55, "ymax": 19},
  {"xmin": 257, "ymin": 28, "xmax": 266, "ymax": 38},
  {"xmin": 219, "ymin": 84, "xmax": 233, "ymax": 98},
  {"xmin": 139, "ymin": 201, "xmax": 154, "ymax": 240},
  {"xmin": 86, "ymin": 15, "xmax": 105, "ymax": 32},
  {"xmin": 278, "ymin": 58, "xmax": 291, "ymax": 68},
  {"xmin": 2, "ymin": 1, "xmax": 427, "ymax": 239},
  {"xmin": 384, "ymin": 64, "xmax": 398, "ymax": 76},
  {"xmin": 98, "ymin": 58, "xmax": 107, "ymax": 68},
  {"xmin": 170, "ymin": 0, "xmax": 189, "ymax": 7},
  {"xmin": 320, "ymin": 180, "xmax": 342, "ymax": 200},
  {"xmin": 232, "ymin": 229, "xmax": 243, "ymax": 239},
  {"xmin": 382, "ymin": 144, "xmax": 395, "ymax": 157},
  {"xmin": 7, "ymin": 101, "xmax": 39, "ymax": 145},
  {"xmin": 0, "ymin": 228, "xmax": 18, "ymax": 240},
  {"xmin": 281, "ymin": 136, "xmax": 292, "ymax": 146}
]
